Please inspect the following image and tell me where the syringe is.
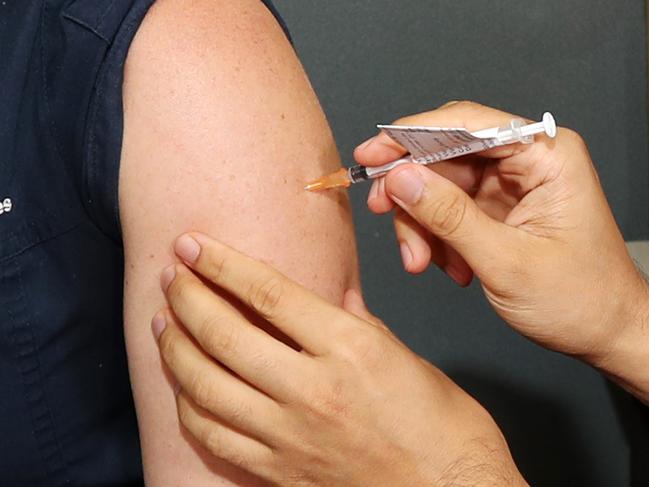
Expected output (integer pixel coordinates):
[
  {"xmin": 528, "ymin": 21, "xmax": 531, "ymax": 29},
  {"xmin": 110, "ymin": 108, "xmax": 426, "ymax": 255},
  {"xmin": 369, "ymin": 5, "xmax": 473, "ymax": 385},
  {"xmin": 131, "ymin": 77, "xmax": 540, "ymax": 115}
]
[{"xmin": 305, "ymin": 112, "xmax": 557, "ymax": 192}]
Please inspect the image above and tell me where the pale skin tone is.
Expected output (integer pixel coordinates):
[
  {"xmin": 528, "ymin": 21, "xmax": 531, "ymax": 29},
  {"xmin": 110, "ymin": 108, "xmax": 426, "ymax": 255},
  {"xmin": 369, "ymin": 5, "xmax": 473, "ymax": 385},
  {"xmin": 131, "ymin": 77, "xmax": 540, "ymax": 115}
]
[
  {"xmin": 154, "ymin": 235, "xmax": 526, "ymax": 487},
  {"xmin": 153, "ymin": 101, "xmax": 649, "ymax": 485},
  {"xmin": 360, "ymin": 101, "xmax": 649, "ymax": 400},
  {"xmin": 119, "ymin": 0, "xmax": 359, "ymax": 485}
]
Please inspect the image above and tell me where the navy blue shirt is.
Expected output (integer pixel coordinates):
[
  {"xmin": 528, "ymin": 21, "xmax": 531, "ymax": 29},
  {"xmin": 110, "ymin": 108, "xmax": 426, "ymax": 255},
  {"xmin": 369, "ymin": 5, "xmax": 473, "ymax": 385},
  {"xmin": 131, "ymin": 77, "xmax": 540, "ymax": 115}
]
[{"xmin": 0, "ymin": 1, "xmax": 288, "ymax": 485}]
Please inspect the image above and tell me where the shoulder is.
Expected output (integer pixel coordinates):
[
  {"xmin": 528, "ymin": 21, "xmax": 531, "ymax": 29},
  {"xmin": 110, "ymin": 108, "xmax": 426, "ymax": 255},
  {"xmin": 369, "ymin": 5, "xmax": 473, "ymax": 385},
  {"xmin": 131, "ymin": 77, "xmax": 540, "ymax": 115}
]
[
  {"xmin": 118, "ymin": 0, "xmax": 337, "ymax": 258},
  {"xmin": 118, "ymin": 0, "xmax": 314, "ymax": 221},
  {"xmin": 120, "ymin": 0, "xmax": 308, "ymax": 175},
  {"xmin": 125, "ymin": 0, "xmax": 293, "ymax": 83}
]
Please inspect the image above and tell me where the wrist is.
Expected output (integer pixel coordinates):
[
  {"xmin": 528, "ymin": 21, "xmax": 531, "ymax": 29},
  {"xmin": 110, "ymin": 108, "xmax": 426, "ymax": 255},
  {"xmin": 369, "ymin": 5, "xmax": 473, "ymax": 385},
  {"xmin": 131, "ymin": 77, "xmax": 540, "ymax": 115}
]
[
  {"xmin": 590, "ymin": 270, "xmax": 649, "ymax": 403},
  {"xmin": 435, "ymin": 441, "xmax": 529, "ymax": 487},
  {"xmin": 438, "ymin": 463, "xmax": 529, "ymax": 487}
]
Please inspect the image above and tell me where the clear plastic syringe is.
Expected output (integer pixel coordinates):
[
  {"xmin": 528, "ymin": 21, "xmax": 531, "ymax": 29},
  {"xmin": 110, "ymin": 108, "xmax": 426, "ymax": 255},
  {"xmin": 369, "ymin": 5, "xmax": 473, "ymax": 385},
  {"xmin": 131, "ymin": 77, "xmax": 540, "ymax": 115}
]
[{"xmin": 305, "ymin": 112, "xmax": 557, "ymax": 192}]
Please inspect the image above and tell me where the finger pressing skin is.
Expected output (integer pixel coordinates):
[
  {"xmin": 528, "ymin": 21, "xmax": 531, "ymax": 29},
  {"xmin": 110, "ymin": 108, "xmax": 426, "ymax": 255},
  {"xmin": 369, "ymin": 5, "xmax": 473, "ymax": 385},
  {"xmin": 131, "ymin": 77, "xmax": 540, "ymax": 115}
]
[
  {"xmin": 176, "ymin": 392, "xmax": 275, "ymax": 478},
  {"xmin": 154, "ymin": 310, "xmax": 284, "ymax": 443},
  {"xmin": 172, "ymin": 233, "xmax": 355, "ymax": 355},
  {"xmin": 161, "ymin": 263, "xmax": 311, "ymax": 400}
]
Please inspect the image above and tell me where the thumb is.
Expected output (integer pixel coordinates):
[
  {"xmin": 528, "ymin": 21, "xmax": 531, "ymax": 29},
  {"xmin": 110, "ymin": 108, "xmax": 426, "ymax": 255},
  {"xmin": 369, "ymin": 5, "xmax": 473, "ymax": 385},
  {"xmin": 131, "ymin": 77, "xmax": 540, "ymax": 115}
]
[{"xmin": 385, "ymin": 164, "xmax": 518, "ymax": 274}]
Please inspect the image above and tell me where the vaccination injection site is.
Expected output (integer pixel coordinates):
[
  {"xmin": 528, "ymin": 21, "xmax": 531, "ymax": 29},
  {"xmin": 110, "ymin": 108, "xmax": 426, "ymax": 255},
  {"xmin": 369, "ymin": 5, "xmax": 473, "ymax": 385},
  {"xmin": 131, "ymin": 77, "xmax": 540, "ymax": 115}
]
[{"xmin": 1, "ymin": 1, "xmax": 649, "ymax": 486}]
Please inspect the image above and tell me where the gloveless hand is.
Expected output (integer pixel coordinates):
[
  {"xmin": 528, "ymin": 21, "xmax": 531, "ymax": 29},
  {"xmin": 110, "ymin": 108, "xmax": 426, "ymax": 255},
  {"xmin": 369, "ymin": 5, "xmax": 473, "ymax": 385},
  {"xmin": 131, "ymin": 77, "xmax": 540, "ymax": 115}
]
[
  {"xmin": 152, "ymin": 233, "xmax": 527, "ymax": 487},
  {"xmin": 356, "ymin": 101, "xmax": 649, "ymax": 401}
]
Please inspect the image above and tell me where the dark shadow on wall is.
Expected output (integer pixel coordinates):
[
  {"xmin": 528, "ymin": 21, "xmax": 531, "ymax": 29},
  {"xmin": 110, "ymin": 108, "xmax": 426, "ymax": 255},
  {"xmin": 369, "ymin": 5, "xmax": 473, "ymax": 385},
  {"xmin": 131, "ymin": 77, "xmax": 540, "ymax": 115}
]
[
  {"xmin": 448, "ymin": 369, "xmax": 619, "ymax": 487},
  {"xmin": 607, "ymin": 383, "xmax": 649, "ymax": 487}
]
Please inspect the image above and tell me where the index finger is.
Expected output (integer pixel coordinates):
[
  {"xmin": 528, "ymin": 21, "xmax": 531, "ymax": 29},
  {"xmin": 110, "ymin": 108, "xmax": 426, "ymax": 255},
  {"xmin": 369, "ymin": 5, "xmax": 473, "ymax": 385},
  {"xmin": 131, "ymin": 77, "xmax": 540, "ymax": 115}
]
[
  {"xmin": 173, "ymin": 233, "xmax": 356, "ymax": 355},
  {"xmin": 354, "ymin": 101, "xmax": 534, "ymax": 167}
]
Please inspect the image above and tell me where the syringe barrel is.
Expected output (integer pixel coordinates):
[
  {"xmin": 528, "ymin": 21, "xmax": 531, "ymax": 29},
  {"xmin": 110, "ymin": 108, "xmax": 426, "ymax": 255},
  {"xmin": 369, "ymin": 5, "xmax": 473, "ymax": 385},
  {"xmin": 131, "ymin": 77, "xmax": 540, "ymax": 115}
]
[{"xmin": 364, "ymin": 157, "xmax": 413, "ymax": 180}]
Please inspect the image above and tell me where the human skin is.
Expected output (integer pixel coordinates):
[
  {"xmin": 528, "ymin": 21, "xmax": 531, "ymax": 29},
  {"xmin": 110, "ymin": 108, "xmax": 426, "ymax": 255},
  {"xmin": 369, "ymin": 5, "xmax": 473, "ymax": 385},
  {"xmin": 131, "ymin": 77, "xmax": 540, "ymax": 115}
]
[
  {"xmin": 153, "ymin": 234, "xmax": 528, "ymax": 487},
  {"xmin": 119, "ymin": 0, "xmax": 360, "ymax": 484},
  {"xmin": 153, "ymin": 101, "xmax": 648, "ymax": 485},
  {"xmin": 359, "ymin": 101, "xmax": 649, "ymax": 403}
]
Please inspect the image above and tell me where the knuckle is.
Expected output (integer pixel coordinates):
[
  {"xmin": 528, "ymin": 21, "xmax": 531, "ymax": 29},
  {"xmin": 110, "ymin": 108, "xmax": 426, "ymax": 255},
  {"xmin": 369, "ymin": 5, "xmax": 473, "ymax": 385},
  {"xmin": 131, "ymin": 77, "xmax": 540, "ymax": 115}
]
[
  {"xmin": 167, "ymin": 273, "xmax": 194, "ymax": 305},
  {"xmin": 187, "ymin": 370, "xmax": 217, "ymax": 410},
  {"xmin": 444, "ymin": 100, "xmax": 485, "ymax": 117},
  {"xmin": 392, "ymin": 114, "xmax": 413, "ymax": 125},
  {"xmin": 202, "ymin": 426, "xmax": 225, "ymax": 459},
  {"xmin": 439, "ymin": 100, "xmax": 460, "ymax": 109},
  {"xmin": 176, "ymin": 393, "xmax": 192, "ymax": 426},
  {"xmin": 223, "ymin": 398, "xmax": 252, "ymax": 424},
  {"xmin": 166, "ymin": 275, "xmax": 183, "ymax": 302},
  {"xmin": 558, "ymin": 127, "xmax": 586, "ymax": 150},
  {"xmin": 255, "ymin": 452, "xmax": 279, "ymax": 483},
  {"xmin": 186, "ymin": 372, "xmax": 252, "ymax": 426},
  {"xmin": 199, "ymin": 314, "xmax": 239, "ymax": 354},
  {"xmin": 536, "ymin": 127, "xmax": 595, "ymax": 181},
  {"xmin": 279, "ymin": 469, "xmax": 314, "ymax": 487},
  {"xmin": 158, "ymin": 330, "xmax": 179, "ymax": 368},
  {"xmin": 307, "ymin": 377, "xmax": 350, "ymax": 420},
  {"xmin": 248, "ymin": 349, "xmax": 279, "ymax": 375},
  {"xmin": 247, "ymin": 275, "xmax": 284, "ymax": 319},
  {"xmin": 205, "ymin": 254, "xmax": 228, "ymax": 285},
  {"xmin": 557, "ymin": 128, "xmax": 599, "ymax": 180},
  {"xmin": 453, "ymin": 100, "xmax": 480, "ymax": 111},
  {"xmin": 425, "ymin": 192, "xmax": 468, "ymax": 238},
  {"xmin": 339, "ymin": 326, "xmax": 388, "ymax": 370},
  {"xmin": 200, "ymin": 427, "xmax": 250, "ymax": 470},
  {"xmin": 225, "ymin": 452, "xmax": 250, "ymax": 470}
]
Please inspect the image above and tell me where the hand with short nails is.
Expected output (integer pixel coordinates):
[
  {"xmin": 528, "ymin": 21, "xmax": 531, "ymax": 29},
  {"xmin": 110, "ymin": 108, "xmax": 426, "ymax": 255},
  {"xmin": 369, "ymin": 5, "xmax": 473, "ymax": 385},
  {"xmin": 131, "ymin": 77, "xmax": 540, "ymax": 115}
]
[
  {"xmin": 355, "ymin": 101, "xmax": 649, "ymax": 401},
  {"xmin": 152, "ymin": 232, "xmax": 527, "ymax": 487}
]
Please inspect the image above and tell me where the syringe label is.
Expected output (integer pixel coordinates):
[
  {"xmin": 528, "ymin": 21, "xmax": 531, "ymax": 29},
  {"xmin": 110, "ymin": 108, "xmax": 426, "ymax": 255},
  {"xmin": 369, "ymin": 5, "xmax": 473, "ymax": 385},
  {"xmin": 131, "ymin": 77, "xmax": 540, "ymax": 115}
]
[{"xmin": 379, "ymin": 125, "xmax": 500, "ymax": 163}]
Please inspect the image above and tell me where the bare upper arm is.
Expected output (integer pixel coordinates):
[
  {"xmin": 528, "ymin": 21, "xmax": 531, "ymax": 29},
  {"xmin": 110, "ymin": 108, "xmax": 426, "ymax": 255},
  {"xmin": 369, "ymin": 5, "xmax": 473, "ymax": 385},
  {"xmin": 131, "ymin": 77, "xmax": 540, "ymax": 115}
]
[{"xmin": 119, "ymin": 0, "xmax": 359, "ymax": 484}]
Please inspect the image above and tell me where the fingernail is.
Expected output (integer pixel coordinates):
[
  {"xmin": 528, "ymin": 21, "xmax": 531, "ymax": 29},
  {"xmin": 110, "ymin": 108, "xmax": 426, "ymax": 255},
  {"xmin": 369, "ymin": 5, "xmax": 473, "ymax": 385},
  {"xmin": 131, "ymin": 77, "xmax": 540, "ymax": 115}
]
[
  {"xmin": 161, "ymin": 265, "xmax": 176, "ymax": 292},
  {"xmin": 389, "ymin": 168, "xmax": 424, "ymax": 205},
  {"xmin": 367, "ymin": 180, "xmax": 380, "ymax": 204},
  {"xmin": 400, "ymin": 242, "xmax": 413, "ymax": 270},
  {"xmin": 152, "ymin": 312, "xmax": 167, "ymax": 340},
  {"xmin": 378, "ymin": 176, "xmax": 386, "ymax": 197},
  {"xmin": 357, "ymin": 136, "xmax": 376, "ymax": 151},
  {"xmin": 175, "ymin": 235, "xmax": 201, "ymax": 264},
  {"xmin": 441, "ymin": 100, "xmax": 460, "ymax": 109}
]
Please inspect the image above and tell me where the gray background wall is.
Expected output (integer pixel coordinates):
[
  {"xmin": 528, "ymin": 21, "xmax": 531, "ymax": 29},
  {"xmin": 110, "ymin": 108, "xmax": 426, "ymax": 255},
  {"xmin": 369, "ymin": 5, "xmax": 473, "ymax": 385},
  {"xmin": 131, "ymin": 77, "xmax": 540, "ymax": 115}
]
[{"xmin": 272, "ymin": 1, "xmax": 649, "ymax": 485}]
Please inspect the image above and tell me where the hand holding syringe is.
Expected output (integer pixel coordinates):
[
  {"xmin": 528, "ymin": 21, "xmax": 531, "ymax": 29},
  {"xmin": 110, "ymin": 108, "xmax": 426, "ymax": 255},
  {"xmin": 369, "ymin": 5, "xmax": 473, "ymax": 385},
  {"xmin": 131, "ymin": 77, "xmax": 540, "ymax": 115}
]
[{"xmin": 305, "ymin": 113, "xmax": 557, "ymax": 191}]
